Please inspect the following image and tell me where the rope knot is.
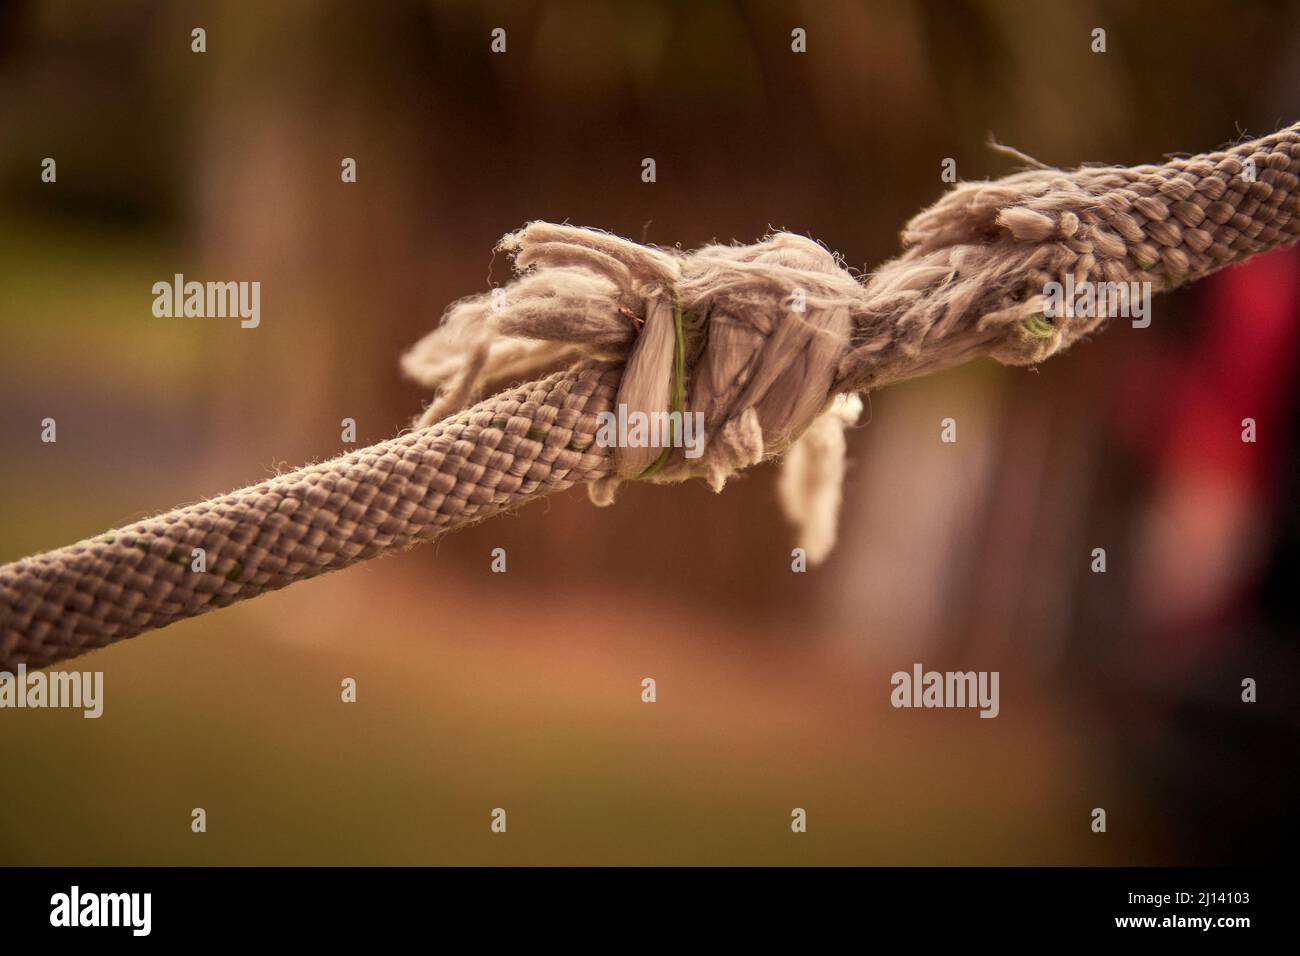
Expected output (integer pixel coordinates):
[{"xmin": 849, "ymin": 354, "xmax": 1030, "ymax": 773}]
[
  {"xmin": 403, "ymin": 222, "xmax": 866, "ymax": 561},
  {"xmin": 403, "ymin": 111, "xmax": 1293, "ymax": 561}
]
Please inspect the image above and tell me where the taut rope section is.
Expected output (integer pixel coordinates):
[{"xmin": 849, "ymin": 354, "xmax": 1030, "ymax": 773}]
[
  {"xmin": 2, "ymin": 122, "xmax": 1298, "ymax": 670},
  {"xmin": 2, "ymin": 367, "xmax": 618, "ymax": 668}
]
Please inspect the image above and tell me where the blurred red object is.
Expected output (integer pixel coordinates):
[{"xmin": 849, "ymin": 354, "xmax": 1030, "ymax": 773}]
[{"xmin": 1121, "ymin": 247, "xmax": 1300, "ymax": 647}]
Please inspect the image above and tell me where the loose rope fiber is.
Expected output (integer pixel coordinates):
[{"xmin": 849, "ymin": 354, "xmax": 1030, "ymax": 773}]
[{"xmin": 3, "ymin": 122, "xmax": 1299, "ymax": 670}]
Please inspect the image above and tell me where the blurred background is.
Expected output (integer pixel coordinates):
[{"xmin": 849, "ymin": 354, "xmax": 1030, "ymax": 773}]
[{"xmin": 2, "ymin": 0, "xmax": 1298, "ymax": 864}]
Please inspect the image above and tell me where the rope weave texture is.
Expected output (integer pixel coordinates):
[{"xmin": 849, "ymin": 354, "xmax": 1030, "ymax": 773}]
[{"xmin": 2, "ymin": 366, "xmax": 617, "ymax": 668}]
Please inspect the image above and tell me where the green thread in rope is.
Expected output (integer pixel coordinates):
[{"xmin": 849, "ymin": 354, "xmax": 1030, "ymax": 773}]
[{"xmin": 1020, "ymin": 314, "xmax": 1056, "ymax": 339}]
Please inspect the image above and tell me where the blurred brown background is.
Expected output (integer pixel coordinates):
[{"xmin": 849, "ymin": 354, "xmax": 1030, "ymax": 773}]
[{"xmin": 2, "ymin": 0, "xmax": 1298, "ymax": 864}]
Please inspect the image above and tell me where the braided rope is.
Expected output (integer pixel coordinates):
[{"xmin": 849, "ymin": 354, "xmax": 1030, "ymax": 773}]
[
  {"xmin": 1, "ymin": 365, "xmax": 617, "ymax": 668},
  {"xmin": 839, "ymin": 121, "xmax": 1300, "ymax": 390},
  {"xmin": 3, "ymin": 122, "xmax": 1298, "ymax": 671}
]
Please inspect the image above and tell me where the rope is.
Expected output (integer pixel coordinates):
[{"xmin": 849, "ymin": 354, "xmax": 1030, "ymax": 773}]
[
  {"xmin": 3, "ymin": 122, "xmax": 1298, "ymax": 670},
  {"xmin": 2, "ymin": 366, "xmax": 617, "ymax": 668}
]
